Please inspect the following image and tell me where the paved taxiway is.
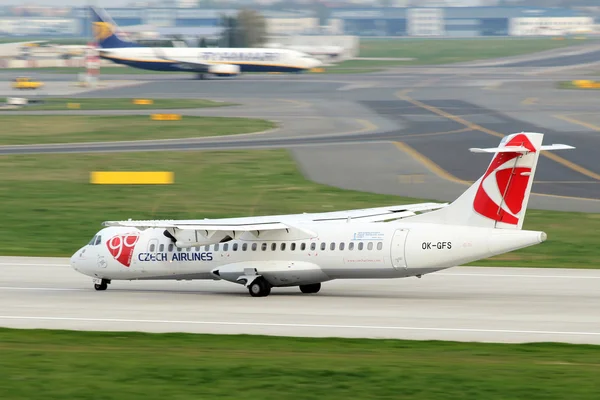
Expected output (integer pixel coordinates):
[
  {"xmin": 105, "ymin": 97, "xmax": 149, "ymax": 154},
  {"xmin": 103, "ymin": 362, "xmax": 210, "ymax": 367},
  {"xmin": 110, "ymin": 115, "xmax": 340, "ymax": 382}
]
[
  {"xmin": 1, "ymin": 50, "xmax": 599, "ymax": 211},
  {"xmin": 1, "ymin": 256, "xmax": 599, "ymax": 344}
]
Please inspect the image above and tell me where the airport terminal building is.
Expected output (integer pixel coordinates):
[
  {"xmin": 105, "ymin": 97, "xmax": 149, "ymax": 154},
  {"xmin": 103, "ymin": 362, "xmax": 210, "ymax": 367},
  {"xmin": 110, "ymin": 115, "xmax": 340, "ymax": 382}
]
[{"xmin": 0, "ymin": 6, "xmax": 595, "ymax": 38}]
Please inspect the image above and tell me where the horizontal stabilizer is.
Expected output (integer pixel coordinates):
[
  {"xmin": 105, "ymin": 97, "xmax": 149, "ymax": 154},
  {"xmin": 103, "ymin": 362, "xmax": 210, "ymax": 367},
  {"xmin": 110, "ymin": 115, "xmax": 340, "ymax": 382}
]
[
  {"xmin": 540, "ymin": 144, "xmax": 575, "ymax": 151},
  {"xmin": 470, "ymin": 144, "xmax": 574, "ymax": 154}
]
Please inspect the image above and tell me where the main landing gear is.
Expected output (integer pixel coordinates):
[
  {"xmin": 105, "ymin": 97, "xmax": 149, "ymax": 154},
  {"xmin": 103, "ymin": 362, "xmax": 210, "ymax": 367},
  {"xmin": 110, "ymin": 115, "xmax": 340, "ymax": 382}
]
[
  {"xmin": 248, "ymin": 277, "xmax": 271, "ymax": 297},
  {"xmin": 248, "ymin": 279, "xmax": 323, "ymax": 297},
  {"xmin": 94, "ymin": 279, "xmax": 110, "ymax": 291},
  {"xmin": 299, "ymin": 283, "xmax": 321, "ymax": 294}
]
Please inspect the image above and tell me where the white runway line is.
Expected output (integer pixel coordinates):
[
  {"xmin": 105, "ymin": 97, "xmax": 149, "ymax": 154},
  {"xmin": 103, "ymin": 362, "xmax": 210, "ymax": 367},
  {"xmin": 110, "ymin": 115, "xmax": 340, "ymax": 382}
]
[
  {"xmin": 437, "ymin": 272, "xmax": 600, "ymax": 279},
  {"xmin": 0, "ymin": 315, "xmax": 598, "ymax": 337},
  {"xmin": 0, "ymin": 287, "xmax": 84, "ymax": 291}
]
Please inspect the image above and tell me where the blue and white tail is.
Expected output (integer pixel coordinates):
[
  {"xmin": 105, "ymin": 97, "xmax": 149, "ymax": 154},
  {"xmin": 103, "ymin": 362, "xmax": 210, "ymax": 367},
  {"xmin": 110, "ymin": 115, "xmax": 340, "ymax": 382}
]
[
  {"xmin": 90, "ymin": 6, "xmax": 140, "ymax": 49},
  {"xmin": 408, "ymin": 132, "xmax": 574, "ymax": 230}
]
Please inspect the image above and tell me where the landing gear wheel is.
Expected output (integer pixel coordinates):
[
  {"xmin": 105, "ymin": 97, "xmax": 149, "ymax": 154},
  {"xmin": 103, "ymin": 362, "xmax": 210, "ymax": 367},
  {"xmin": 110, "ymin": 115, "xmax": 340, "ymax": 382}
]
[
  {"xmin": 299, "ymin": 283, "xmax": 321, "ymax": 294},
  {"xmin": 196, "ymin": 73, "xmax": 207, "ymax": 80},
  {"xmin": 248, "ymin": 278, "xmax": 271, "ymax": 297},
  {"xmin": 94, "ymin": 279, "xmax": 109, "ymax": 291}
]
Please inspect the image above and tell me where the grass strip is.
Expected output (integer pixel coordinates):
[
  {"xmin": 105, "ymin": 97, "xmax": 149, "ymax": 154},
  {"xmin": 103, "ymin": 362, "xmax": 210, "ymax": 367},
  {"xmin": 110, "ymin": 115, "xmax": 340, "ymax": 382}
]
[
  {"xmin": 0, "ymin": 150, "xmax": 597, "ymax": 268},
  {"xmin": 2, "ymin": 97, "xmax": 235, "ymax": 111},
  {"xmin": 0, "ymin": 328, "xmax": 599, "ymax": 400},
  {"xmin": 0, "ymin": 115, "xmax": 274, "ymax": 145}
]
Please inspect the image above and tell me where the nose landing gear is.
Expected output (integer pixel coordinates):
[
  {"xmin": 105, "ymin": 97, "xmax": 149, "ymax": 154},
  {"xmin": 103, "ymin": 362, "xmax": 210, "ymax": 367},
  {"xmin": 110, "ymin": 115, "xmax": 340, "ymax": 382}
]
[{"xmin": 93, "ymin": 278, "xmax": 110, "ymax": 291}]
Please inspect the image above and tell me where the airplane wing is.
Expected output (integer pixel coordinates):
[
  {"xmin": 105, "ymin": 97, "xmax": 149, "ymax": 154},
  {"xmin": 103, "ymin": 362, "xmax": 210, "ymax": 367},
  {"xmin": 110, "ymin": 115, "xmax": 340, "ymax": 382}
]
[
  {"xmin": 103, "ymin": 202, "xmax": 446, "ymax": 247},
  {"xmin": 103, "ymin": 202, "xmax": 447, "ymax": 229}
]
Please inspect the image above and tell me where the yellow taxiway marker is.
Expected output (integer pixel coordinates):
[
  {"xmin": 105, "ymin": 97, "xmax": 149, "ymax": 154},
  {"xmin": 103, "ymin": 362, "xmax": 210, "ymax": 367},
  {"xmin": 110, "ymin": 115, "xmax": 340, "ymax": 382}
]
[
  {"xmin": 90, "ymin": 172, "xmax": 174, "ymax": 185},
  {"xmin": 150, "ymin": 114, "xmax": 182, "ymax": 121},
  {"xmin": 133, "ymin": 99, "xmax": 153, "ymax": 105}
]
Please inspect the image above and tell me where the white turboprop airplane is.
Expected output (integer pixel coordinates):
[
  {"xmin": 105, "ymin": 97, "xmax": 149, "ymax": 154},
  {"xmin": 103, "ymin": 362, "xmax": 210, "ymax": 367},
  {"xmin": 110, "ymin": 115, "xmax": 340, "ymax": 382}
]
[
  {"xmin": 90, "ymin": 7, "xmax": 322, "ymax": 79},
  {"xmin": 70, "ymin": 133, "xmax": 573, "ymax": 297}
]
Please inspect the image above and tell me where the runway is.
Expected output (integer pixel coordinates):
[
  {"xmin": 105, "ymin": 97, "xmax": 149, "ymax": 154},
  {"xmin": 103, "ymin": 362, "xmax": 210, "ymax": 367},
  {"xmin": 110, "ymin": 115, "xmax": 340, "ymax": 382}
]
[{"xmin": 1, "ymin": 256, "xmax": 599, "ymax": 344}]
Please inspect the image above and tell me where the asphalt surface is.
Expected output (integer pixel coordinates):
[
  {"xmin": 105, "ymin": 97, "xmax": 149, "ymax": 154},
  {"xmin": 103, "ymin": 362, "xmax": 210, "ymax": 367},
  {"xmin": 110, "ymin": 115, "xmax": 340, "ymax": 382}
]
[
  {"xmin": 1, "ymin": 257, "xmax": 599, "ymax": 344},
  {"xmin": 1, "ymin": 44, "xmax": 600, "ymax": 210}
]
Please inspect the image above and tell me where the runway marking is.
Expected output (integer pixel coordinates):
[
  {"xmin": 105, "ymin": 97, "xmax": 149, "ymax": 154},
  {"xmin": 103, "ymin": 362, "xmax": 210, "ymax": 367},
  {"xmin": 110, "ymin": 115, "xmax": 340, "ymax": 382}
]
[
  {"xmin": 0, "ymin": 315, "xmax": 598, "ymax": 337},
  {"xmin": 0, "ymin": 263, "xmax": 70, "ymax": 267},
  {"xmin": 436, "ymin": 273, "xmax": 600, "ymax": 279},
  {"xmin": 554, "ymin": 114, "xmax": 600, "ymax": 132},
  {"xmin": 276, "ymin": 98, "xmax": 312, "ymax": 109},
  {"xmin": 392, "ymin": 141, "xmax": 600, "ymax": 203},
  {"xmin": 521, "ymin": 97, "xmax": 538, "ymax": 105},
  {"xmin": 393, "ymin": 142, "xmax": 470, "ymax": 186},
  {"xmin": 0, "ymin": 287, "xmax": 84, "ymax": 291},
  {"xmin": 396, "ymin": 92, "xmax": 600, "ymax": 182}
]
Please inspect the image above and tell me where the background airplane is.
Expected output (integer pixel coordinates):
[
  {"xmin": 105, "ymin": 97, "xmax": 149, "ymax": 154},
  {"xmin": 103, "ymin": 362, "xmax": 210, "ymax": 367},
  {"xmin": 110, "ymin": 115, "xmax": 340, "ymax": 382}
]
[
  {"xmin": 70, "ymin": 133, "xmax": 574, "ymax": 297},
  {"xmin": 90, "ymin": 6, "xmax": 322, "ymax": 79}
]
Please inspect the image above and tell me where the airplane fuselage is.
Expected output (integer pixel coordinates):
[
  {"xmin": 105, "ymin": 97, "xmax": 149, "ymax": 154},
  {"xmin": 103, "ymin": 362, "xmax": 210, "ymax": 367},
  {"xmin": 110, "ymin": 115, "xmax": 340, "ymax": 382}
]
[
  {"xmin": 71, "ymin": 221, "xmax": 545, "ymax": 286},
  {"xmin": 99, "ymin": 47, "xmax": 321, "ymax": 73}
]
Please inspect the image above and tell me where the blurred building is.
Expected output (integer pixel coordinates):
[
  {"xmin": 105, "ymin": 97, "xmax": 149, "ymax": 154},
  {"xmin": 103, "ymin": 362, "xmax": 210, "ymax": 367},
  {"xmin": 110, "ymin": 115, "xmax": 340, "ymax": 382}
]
[
  {"xmin": 0, "ymin": 5, "xmax": 594, "ymax": 38},
  {"xmin": 331, "ymin": 6, "xmax": 594, "ymax": 36}
]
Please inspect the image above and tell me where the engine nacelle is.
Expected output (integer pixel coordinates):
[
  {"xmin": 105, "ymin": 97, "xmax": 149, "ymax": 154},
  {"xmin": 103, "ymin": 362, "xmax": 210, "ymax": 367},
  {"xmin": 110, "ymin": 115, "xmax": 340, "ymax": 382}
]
[
  {"xmin": 212, "ymin": 261, "xmax": 330, "ymax": 287},
  {"xmin": 207, "ymin": 64, "xmax": 240, "ymax": 76}
]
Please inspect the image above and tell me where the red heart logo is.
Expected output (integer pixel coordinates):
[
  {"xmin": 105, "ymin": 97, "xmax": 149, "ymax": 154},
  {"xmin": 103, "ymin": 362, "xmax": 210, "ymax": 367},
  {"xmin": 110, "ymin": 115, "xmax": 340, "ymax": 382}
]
[{"xmin": 106, "ymin": 234, "xmax": 139, "ymax": 267}]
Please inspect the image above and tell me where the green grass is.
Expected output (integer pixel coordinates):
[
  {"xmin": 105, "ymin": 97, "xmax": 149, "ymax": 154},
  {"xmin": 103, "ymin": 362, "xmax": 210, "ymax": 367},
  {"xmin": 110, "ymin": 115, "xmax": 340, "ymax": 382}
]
[
  {"xmin": 0, "ymin": 116, "xmax": 274, "ymax": 145},
  {"xmin": 1, "ymin": 328, "xmax": 600, "ymax": 400},
  {"xmin": 2, "ymin": 97, "xmax": 235, "ymax": 111},
  {"xmin": 0, "ymin": 149, "xmax": 598, "ymax": 268},
  {"xmin": 358, "ymin": 37, "xmax": 592, "ymax": 65}
]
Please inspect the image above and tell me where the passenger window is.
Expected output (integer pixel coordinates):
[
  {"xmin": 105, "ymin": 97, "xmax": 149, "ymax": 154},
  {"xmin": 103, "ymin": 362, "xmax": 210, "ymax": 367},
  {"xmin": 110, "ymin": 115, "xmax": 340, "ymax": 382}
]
[
  {"xmin": 159, "ymin": 244, "xmax": 164, "ymax": 252},
  {"xmin": 377, "ymin": 242, "xmax": 383, "ymax": 250},
  {"xmin": 214, "ymin": 244, "xmax": 219, "ymax": 251},
  {"xmin": 204, "ymin": 245, "xmax": 209, "ymax": 251},
  {"xmin": 271, "ymin": 243, "xmax": 276, "ymax": 251},
  {"xmin": 150, "ymin": 244, "xmax": 156, "ymax": 252},
  {"xmin": 281, "ymin": 243, "xmax": 286, "ymax": 251},
  {"xmin": 349, "ymin": 242, "xmax": 354, "ymax": 250},
  {"xmin": 320, "ymin": 242, "xmax": 326, "ymax": 251},
  {"xmin": 301, "ymin": 243, "xmax": 306, "ymax": 251},
  {"xmin": 185, "ymin": 247, "xmax": 191, "ymax": 252},
  {"xmin": 242, "ymin": 243, "xmax": 248, "ymax": 251},
  {"xmin": 330, "ymin": 242, "xmax": 335, "ymax": 251},
  {"xmin": 339, "ymin": 242, "xmax": 345, "ymax": 251},
  {"xmin": 233, "ymin": 243, "xmax": 238, "ymax": 251},
  {"xmin": 223, "ymin": 243, "xmax": 229, "ymax": 251},
  {"xmin": 310, "ymin": 243, "xmax": 316, "ymax": 251},
  {"xmin": 177, "ymin": 247, "xmax": 182, "ymax": 252},
  {"xmin": 261, "ymin": 243, "xmax": 267, "ymax": 251},
  {"xmin": 252, "ymin": 243, "xmax": 257, "ymax": 251},
  {"xmin": 291, "ymin": 243, "xmax": 296, "ymax": 251},
  {"xmin": 367, "ymin": 242, "xmax": 373, "ymax": 251},
  {"xmin": 95, "ymin": 236, "xmax": 101, "ymax": 245},
  {"xmin": 358, "ymin": 242, "xmax": 364, "ymax": 250},
  {"xmin": 168, "ymin": 244, "xmax": 174, "ymax": 252}
]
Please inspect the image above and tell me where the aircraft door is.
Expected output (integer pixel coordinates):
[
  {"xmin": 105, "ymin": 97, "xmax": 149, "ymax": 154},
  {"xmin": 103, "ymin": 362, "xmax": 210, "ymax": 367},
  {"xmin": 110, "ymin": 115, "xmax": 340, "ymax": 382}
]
[{"xmin": 390, "ymin": 229, "xmax": 409, "ymax": 270}]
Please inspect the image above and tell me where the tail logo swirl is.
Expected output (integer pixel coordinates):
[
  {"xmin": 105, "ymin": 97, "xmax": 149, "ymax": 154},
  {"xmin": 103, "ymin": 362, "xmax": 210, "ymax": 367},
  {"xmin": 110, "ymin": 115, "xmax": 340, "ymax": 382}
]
[{"xmin": 473, "ymin": 134, "xmax": 536, "ymax": 225}]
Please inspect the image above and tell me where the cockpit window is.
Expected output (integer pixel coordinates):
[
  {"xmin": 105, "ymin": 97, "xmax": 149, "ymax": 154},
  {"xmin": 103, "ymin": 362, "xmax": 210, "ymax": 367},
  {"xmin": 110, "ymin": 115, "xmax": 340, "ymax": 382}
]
[
  {"xmin": 94, "ymin": 236, "xmax": 102, "ymax": 245},
  {"xmin": 88, "ymin": 235, "xmax": 97, "ymax": 245}
]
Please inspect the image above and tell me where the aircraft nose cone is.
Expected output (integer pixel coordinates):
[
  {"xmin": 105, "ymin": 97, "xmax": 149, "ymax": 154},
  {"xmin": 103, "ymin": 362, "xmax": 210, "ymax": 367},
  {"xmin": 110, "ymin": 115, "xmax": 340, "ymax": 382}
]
[{"xmin": 70, "ymin": 247, "xmax": 85, "ymax": 271}]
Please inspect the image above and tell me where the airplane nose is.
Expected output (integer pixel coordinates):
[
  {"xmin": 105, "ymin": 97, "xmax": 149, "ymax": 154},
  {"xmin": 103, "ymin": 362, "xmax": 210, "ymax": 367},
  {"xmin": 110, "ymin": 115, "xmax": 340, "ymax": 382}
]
[{"xmin": 70, "ymin": 247, "xmax": 85, "ymax": 271}]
